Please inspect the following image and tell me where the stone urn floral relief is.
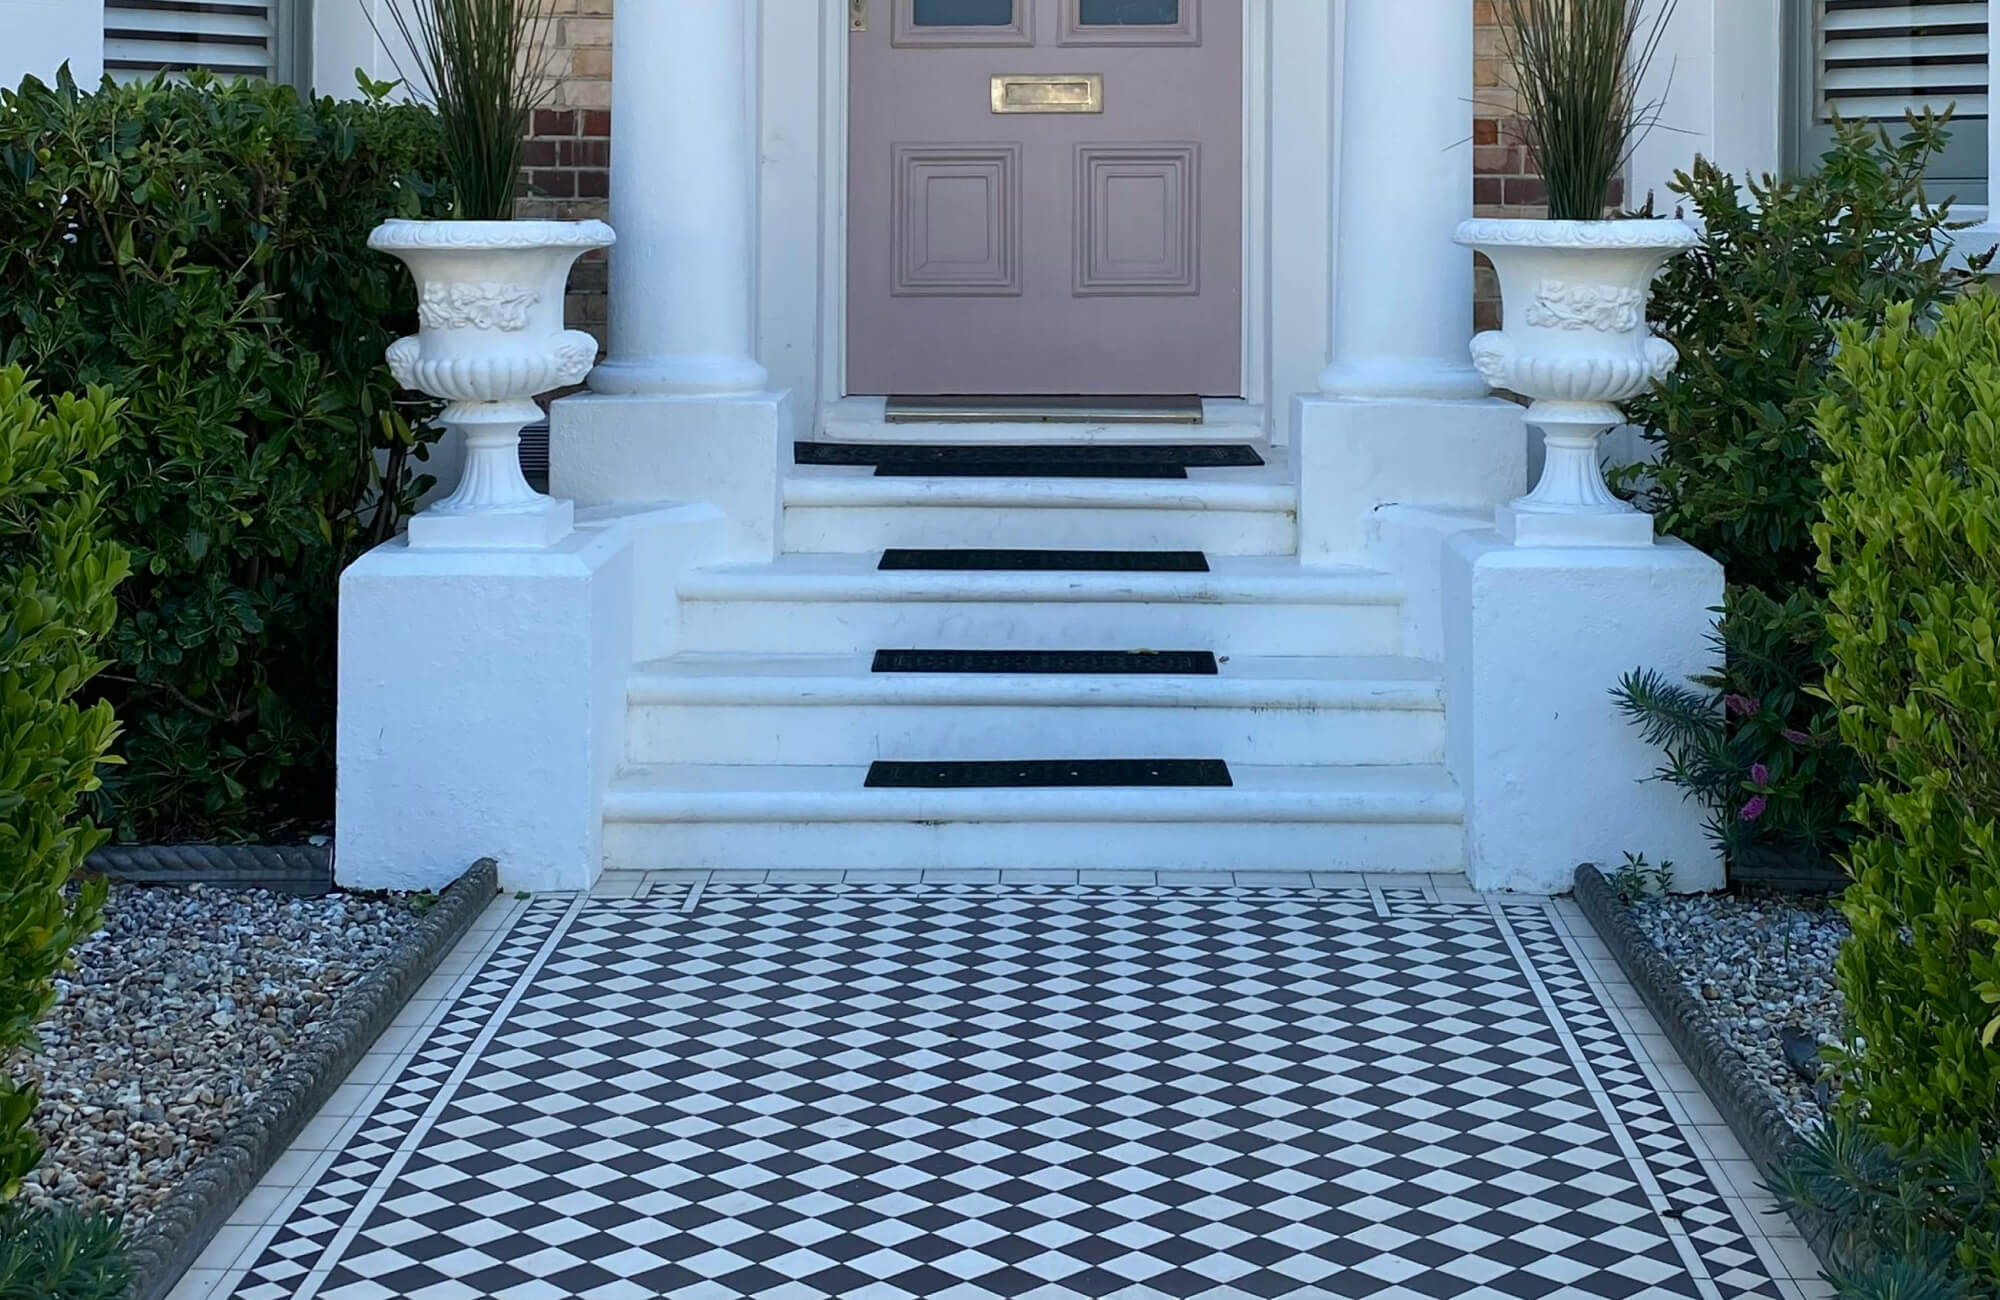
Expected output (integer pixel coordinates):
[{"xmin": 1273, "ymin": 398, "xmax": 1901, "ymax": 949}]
[
  {"xmin": 369, "ymin": 218, "xmax": 615, "ymax": 549},
  {"xmin": 1455, "ymin": 218, "xmax": 1698, "ymax": 547}
]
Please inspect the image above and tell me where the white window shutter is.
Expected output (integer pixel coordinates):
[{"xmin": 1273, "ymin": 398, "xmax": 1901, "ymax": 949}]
[
  {"xmin": 104, "ymin": 0, "xmax": 279, "ymax": 83},
  {"xmin": 1817, "ymin": 0, "xmax": 1990, "ymax": 123}
]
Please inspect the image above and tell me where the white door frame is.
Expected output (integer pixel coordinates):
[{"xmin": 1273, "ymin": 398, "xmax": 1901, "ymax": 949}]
[{"xmin": 756, "ymin": 0, "xmax": 1335, "ymax": 443}]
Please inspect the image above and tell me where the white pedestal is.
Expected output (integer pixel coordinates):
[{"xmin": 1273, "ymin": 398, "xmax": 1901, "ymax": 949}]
[
  {"xmin": 550, "ymin": 390, "xmax": 790, "ymax": 563},
  {"xmin": 1293, "ymin": 394, "xmax": 1527, "ymax": 564},
  {"xmin": 1497, "ymin": 502, "xmax": 1656, "ymax": 548},
  {"xmin": 407, "ymin": 497, "xmax": 575, "ymax": 550},
  {"xmin": 1441, "ymin": 529, "xmax": 1725, "ymax": 894},
  {"xmin": 336, "ymin": 504, "xmax": 725, "ymax": 893}
]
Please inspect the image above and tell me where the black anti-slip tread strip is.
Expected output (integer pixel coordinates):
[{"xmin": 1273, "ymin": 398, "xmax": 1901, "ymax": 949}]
[
  {"xmin": 872, "ymin": 649, "xmax": 1220, "ymax": 675},
  {"xmin": 795, "ymin": 442, "xmax": 1263, "ymax": 473},
  {"xmin": 879, "ymin": 548, "xmax": 1210, "ymax": 572},
  {"xmin": 866, "ymin": 759, "xmax": 1233, "ymax": 789}
]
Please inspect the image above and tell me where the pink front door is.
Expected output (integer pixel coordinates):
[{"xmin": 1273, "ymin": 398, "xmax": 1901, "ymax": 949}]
[{"xmin": 847, "ymin": 0, "xmax": 1242, "ymax": 397}]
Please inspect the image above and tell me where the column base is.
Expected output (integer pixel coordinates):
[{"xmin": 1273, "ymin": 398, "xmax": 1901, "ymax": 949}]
[
  {"xmin": 551, "ymin": 389, "xmax": 791, "ymax": 563},
  {"xmin": 1496, "ymin": 502, "xmax": 1655, "ymax": 548},
  {"xmin": 1442, "ymin": 529, "xmax": 1725, "ymax": 894},
  {"xmin": 1293, "ymin": 394, "xmax": 1526, "ymax": 564},
  {"xmin": 407, "ymin": 497, "xmax": 575, "ymax": 550}
]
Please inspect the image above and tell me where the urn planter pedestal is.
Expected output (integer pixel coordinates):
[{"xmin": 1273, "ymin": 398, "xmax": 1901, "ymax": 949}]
[
  {"xmin": 1454, "ymin": 218, "xmax": 1699, "ymax": 547},
  {"xmin": 369, "ymin": 218, "xmax": 616, "ymax": 549}
]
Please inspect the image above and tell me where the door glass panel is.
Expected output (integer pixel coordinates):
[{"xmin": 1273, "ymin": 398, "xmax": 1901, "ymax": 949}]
[
  {"xmin": 1078, "ymin": 0, "xmax": 1180, "ymax": 24},
  {"xmin": 912, "ymin": 0, "xmax": 1015, "ymax": 25}
]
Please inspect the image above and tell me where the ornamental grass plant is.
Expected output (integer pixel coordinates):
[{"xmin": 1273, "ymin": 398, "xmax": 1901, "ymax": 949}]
[
  {"xmin": 1490, "ymin": 0, "xmax": 1676, "ymax": 219},
  {"xmin": 371, "ymin": 0, "xmax": 559, "ymax": 220}
]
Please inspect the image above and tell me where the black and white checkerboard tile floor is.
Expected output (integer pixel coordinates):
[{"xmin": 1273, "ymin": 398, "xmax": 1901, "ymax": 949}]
[{"xmin": 181, "ymin": 873, "xmax": 1828, "ymax": 1300}]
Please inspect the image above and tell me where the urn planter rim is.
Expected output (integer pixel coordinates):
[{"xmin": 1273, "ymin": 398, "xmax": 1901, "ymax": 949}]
[
  {"xmin": 368, "ymin": 217, "xmax": 616, "ymax": 252},
  {"xmin": 1454, "ymin": 216, "xmax": 1698, "ymax": 252}
]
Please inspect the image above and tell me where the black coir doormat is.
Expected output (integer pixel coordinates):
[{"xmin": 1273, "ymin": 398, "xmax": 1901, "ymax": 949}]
[
  {"xmin": 866, "ymin": 759, "xmax": 1233, "ymax": 788},
  {"xmin": 872, "ymin": 649, "xmax": 1220, "ymax": 675},
  {"xmin": 794, "ymin": 442, "xmax": 1263, "ymax": 478},
  {"xmin": 879, "ymin": 548, "xmax": 1209, "ymax": 572}
]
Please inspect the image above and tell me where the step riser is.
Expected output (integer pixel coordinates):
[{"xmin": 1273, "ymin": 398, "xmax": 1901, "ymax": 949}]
[
  {"xmin": 676, "ymin": 601, "xmax": 1403, "ymax": 656},
  {"xmin": 628, "ymin": 703, "xmax": 1445, "ymax": 766},
  {"xmin": 783, "ymin": 506, "xmax": 1296, "ymax": 556},
  {"xmin": 602, "ymin": 820, "xmax": 1464, "ymax": 872}
]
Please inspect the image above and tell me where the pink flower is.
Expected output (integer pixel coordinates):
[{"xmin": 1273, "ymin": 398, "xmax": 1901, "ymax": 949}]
[
  {"xmin": 1740, "ymin": 796, "xmax": 1769, "ymax": 822},
  {"xmin": 1750, "ymin": 763, "xmax": 1771, "ymax": 786},
  {"xmin": 1724, "ymin": 694, "xmax": 1763, "ymax": 718}
]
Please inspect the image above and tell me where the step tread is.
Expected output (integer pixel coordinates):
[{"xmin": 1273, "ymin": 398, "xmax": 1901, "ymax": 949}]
[
  {"xmin": 605, "ymin": 762, "xmax": 1463, "ymax": 823},
  {"xmin": 679, "ymin": 553, "xmax": 1403, "ymax": 603},
  {"xmin": 629, "ymin": 652, "xmax": 1444, "ymax": 708},
  {"xmin": 784, "ymin": 450, "xmax": 1294, "ymax": 509}
]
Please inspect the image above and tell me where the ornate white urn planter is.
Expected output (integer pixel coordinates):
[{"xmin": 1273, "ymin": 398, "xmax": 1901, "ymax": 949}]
[
  {"xmin": 1454, "ymin": 218, "xmax": 1698, "ymax": 547},
  {"xmin": 369, "ymin": 218, "xmax": 615, "ymax": 549}
]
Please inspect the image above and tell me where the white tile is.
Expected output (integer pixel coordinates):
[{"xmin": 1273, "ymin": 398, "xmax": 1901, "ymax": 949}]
[
  {"xmin": 1079, "ymin": 870, "xmax": 1156, "ymax": 885},
  {"xmin": 766, "ymin": 869, "xmax": 848, "ymax": 882},
  {"xmin": 166, "ymin": 1268, "xmax": 228, "ymax": 1300},
  {"xmin": 1309, "ymin": 872, "xmax": 1368, "ymax": 889},
  {"xmin": 921, "ymin": 869, "xmax": 1000, "ymax": 883},
  {"xmin": 845, "ymin": 868, "xmax": 930, "ymax": 882},
  {"xmin": 1234, "ymin": 871, "xmax": 1312, "ymax": 886},
  {"xmin": 227, "ymin": 1180, "xmax": 304, "ymax": 1228},
  {"xmin": 191, "ymin": 1224, "xmax": 259, "ymax": 1272},
  {"xmin": 1000, "ymin": 869, "xmax": 1080, "ymax": 884}
]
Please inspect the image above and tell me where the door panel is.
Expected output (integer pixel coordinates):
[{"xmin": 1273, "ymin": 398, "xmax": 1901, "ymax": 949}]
[{"xmin": 849, "ymin": 0, "xmax": 1242, "ymax": 396}]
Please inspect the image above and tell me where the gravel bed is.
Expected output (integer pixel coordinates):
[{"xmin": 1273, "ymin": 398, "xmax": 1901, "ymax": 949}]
[
  {"xmin": 1630, "ymin": 890, "xmax": 1849, "ymax": 1132},
  {"xmin": 22, "ymin": 884, "xmax": 426, "ymax": 1228}
]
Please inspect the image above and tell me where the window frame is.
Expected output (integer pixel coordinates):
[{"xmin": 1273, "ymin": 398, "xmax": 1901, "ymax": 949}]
[
  {"xmin": 102, "ymin": 0, "xmax": 313, "ymax": 89},
  {"xmin": 1786, "ymin": 0, "xmax": 1990, "ymax": 207}
]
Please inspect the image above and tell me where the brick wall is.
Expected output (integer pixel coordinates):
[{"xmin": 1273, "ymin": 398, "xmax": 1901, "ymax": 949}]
[
  {"xmin": 522, "ymin": 0, "xmax": 613, "ymax": 344},
  {"xmin": 1473, "ymin": 2, "xmax": 1546, "ymax": 332},
  {"xmin": 531, "ymin": 5, "xmax": 1547, "ymax": 341}
]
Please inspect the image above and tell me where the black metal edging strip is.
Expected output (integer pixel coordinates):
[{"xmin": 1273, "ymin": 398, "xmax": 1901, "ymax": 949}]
[
  {"xmin": 123, "ymin": 858, "xmax": 501, "ymax": 1300},
  {"xmin": 1571, "ymin": 863, "xmax": 1844, "ymax": 1279}
]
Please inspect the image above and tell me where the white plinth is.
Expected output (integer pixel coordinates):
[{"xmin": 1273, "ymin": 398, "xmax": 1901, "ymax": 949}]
[
  {"xmin": 1497, "ymin": 502, "xmax": 1656, "ymax": 549},
  {"xmin": 336, "ymin": 504, "xmax": 726, "ymax": 893},
  {"xmin": 1442, "ymin": 529, "xmax": 1725, "ymax": 894},
  {"xmin": 551, "ymin": 389, "xmax": 790, "ymax": 563},
  {"xmin": 407, "ymin": 496, "xmax": 576, "ymax": 550},
  {"xmin": 1293, "ymin": 394, "xmax": 1527, "ymax": 564}
]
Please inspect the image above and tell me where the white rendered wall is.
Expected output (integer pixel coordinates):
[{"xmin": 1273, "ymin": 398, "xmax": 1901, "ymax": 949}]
[
  {"xmin": 0, "ymin": 0, "xmax": 101, "ymax": 87},
  {"xmin": 315, "ymin": 0, "xmax": 420, "ymax": 99},
  {"xmin": 1628, "ymin": 0, "xmax": 1783, "ymax": 210}
]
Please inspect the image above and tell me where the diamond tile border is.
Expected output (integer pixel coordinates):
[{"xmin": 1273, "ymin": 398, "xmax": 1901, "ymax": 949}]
[
  {"xmin": 219, "ymin": 883, "xmax": 1792, "ymax": 1300},
  {"xmin": 125, "ymin": 859, "xmax": 500, "ymax": 1300},
  {"xmin": 1570, "ymin": 864, "xmax": 1839, "ymax": 1279}
]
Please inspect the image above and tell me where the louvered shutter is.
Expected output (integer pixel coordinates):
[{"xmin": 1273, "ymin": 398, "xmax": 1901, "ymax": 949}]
[
  {"xmin": 1805, "ymin": 0, "xmax": 1989, "ymax": 201},
  {"xmin": 104, "ymin": 0, "xmax": 283, "ymax": 83}
]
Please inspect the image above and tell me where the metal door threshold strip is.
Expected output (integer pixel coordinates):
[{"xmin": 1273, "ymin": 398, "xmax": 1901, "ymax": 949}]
[
  {"xmin": 872, "ymin": 649, "xmax": 1220, "ymax": 675},
  {"xmin": 884, "ymin": 394, "xmax": 1205, "ymax": 424},
  {"xmin": 793, "ymin": 441, "xmax": 1262, "ymax": 478}
]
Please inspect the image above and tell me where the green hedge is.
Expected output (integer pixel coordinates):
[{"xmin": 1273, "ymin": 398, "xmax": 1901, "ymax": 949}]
[
  {"xmin": 1614, "ymin": 118, "xmax": 1977, "ymax": 867},
  {"xmin": 0, "ymin": 369, "xmax": 126, "ymax": 1195},
  {"xmin": 0, "ymin": 71, "xmax": 450, "ymax": 842},
  {"xmin": 1795, "ymin": 293, "xmax": 2000, "ymax": 1293}
]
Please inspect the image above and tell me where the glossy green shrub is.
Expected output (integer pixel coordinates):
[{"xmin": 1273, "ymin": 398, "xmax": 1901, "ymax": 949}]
[
  {"xmin": 1613, "ymin": 117, "xmax": 1983, "ymax": 866},
  {"xmin": 0, "ymin": 370, "xmax": 126, "ymax": 1197},
  {"xmin": 0, "ymin": 70, "xmax": 449, "ymax": 841},
  {"xmin": 1799, "ymin": 292, "xmax": 2000, "ymax": 1295}
]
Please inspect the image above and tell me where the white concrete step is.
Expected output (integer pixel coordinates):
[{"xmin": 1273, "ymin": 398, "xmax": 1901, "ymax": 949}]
[
  {"xmin": 601, "ymin": 762, "xmax": 1465, "ymax": 872},
  {"xmin": 674, "ymin": 554, "xmax": 1407, "ymax": 656},
  {"xmin": 781, "ymin": 456, "xmax": 1296, "ymax": 555},
  {"xmin": 626, "ymin": 653, "xmax": 1445, "ymax": 766}
]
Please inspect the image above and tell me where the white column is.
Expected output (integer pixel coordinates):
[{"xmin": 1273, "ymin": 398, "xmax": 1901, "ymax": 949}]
[
  {"xmin": 1318, "ymin": 0, "xmax": 1487, "ymax": 400},
  {"xmin": 589, "ymin": 1, "xmax": 767, "ymax": 396}
]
